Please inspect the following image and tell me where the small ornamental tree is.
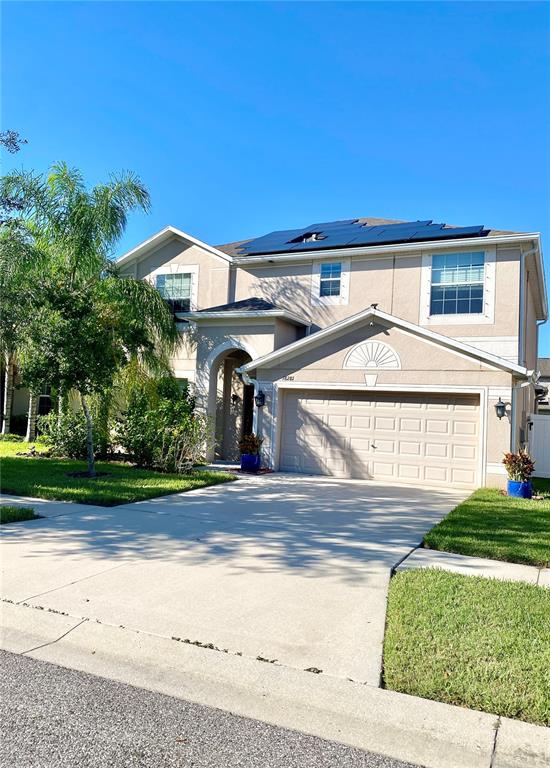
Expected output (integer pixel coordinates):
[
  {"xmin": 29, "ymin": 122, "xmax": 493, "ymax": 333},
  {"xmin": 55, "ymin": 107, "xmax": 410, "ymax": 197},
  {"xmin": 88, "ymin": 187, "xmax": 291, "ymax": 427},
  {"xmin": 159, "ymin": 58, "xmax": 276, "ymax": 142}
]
[{"xmin": 8, "ymin": 163, "xmax": 178, "ymax": 476}]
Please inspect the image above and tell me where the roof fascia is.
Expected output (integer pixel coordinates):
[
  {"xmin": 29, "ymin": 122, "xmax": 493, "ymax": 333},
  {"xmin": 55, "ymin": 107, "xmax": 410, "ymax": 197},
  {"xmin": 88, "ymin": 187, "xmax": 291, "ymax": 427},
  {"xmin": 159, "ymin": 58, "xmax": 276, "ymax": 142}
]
[
  {"xmin": 116, "ymin": 226, "xmax": 234, "ymax": 268},
  {"xmin": 239, "ymin": 306, "xmax": 528, "ymax": 377},
  {"xmin": 178, "ymin": 309, "xmax": 309, "ymax": 327}
]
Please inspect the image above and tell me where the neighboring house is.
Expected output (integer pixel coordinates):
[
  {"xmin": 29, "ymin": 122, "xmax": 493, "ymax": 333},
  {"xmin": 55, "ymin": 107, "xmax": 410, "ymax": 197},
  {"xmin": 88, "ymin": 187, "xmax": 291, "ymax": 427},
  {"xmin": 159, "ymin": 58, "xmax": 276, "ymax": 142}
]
[
  {"xmin": 117, "ymin": 216, "xmax": 547, "ymax": 489},
  {"xmin": 536, "ymin": 358, "xmax": 550, "ymax": 412}
]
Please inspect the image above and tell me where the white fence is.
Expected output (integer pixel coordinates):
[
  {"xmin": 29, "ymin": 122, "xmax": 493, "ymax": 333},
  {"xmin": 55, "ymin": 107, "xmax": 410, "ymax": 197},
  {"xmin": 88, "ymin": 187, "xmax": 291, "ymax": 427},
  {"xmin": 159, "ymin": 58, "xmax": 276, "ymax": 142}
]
[{"xmin": 530, "ymin": 414, "xmax": 550, "ymax": 478}]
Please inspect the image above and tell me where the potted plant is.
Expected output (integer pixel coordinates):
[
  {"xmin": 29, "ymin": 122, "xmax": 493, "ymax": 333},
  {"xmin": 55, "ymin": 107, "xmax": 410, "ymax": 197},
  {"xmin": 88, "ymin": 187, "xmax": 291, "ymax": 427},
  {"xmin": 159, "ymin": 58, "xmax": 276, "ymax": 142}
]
[
  {"xmin": 239, "ymin": 433, "xmax": 263, "ymax": 473},
  {"xmin": 502, "ymin": 449, "xmax": 535, "ymax": 498}
]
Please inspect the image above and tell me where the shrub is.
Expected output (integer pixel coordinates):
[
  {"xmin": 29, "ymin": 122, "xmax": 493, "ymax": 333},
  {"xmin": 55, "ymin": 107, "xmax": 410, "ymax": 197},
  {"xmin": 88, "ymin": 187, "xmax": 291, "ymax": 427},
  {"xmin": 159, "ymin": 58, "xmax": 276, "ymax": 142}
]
[
  {"xmin": 116, "ymin": 377, "xmax": 212, "ymax": 473},
  {"xmin": 503, "ymin": 450, "xmax": 535, "ymax": 482},
  {"xmin": 0, "ymin": 433, "xmax": 23, "ymax": 442},
  {"xmin": 38, "ymin": 410, "xmax": 89, "ymax": 459}
]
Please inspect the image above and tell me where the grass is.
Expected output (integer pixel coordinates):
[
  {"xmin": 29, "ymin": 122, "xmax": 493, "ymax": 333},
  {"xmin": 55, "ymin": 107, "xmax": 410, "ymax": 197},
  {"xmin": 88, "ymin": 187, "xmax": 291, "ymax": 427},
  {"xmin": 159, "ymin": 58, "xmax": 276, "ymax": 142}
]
[
  {"xmin": 383, "ymin": 569, "xmax": 550, "ymax": 726},
  {"xmin": 0, "ymin": 439, "xmax": 234, "ymax": 506},
  {"xmin": 423, "ymin": 480, "xmax": 550, "ymax": 567},
  {"xmin": 0, "ymin": 505, "xmax": 40, "ymax": 524}
]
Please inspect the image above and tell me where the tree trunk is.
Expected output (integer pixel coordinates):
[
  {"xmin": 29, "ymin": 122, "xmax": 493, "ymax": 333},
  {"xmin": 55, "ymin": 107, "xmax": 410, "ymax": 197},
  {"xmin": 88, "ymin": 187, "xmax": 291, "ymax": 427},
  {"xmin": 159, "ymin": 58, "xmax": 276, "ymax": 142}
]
[
  {"xmin": 2, "ymin": 356, "xmax": 15, "ymax": 435},
  {"xmin": 57, "ymin": 388, "xmax": 64, "ymax": 426},
  {"xmin": 80, "ymin": 392, "xmax": 96, "ymax": 477},
  {"xmin": 57, "ymin": 387, "xmax": 68, "ymax": 426},
  {"xmin": 96, "ymin": 390, "xmax": 111, "ymax": 458},
  {"xmin": 25, "ymin": 390, "xmax": 39, "ymax": 442}
]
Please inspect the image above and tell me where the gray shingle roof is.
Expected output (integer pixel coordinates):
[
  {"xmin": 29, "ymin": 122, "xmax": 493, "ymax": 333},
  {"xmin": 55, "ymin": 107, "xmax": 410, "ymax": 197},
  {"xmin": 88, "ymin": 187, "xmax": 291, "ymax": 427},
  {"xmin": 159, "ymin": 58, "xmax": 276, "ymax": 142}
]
[{"xmin": 196, "ymin": 297, "xmax": 280, "ymax": 313}]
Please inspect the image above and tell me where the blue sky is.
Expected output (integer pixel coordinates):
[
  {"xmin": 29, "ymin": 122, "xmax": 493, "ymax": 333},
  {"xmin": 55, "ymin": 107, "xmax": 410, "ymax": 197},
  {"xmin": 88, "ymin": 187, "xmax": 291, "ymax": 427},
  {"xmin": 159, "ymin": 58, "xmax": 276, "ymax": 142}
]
[{"xmin": 3, "ymin": 1, "xmax": 550, "ymax": 352}]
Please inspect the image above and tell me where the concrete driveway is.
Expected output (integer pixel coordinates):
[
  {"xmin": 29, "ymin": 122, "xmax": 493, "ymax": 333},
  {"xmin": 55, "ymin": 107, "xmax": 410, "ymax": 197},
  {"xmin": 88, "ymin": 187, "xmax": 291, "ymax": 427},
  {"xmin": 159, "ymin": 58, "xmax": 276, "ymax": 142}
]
[{"xmin": 0, "ymin": 474, "xmax": 466, "ymax": 685}]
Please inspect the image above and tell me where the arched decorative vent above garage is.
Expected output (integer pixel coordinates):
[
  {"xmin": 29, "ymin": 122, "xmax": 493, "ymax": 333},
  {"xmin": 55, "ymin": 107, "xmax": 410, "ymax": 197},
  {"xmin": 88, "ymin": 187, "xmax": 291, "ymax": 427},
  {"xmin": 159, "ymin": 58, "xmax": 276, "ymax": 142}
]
[{"xmin": 343, "ymin": 341, "xmax": 401, "ymax": 370}]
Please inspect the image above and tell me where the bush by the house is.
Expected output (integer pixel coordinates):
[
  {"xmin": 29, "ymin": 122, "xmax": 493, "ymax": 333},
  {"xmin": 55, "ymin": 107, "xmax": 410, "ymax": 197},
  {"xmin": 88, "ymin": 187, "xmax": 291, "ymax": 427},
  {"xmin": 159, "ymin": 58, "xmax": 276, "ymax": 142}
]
[
  {"xmin": 38, "ymin": 410, "xmax": 89, "ymax": 459},
  {"xmin": 116, "ymin": 377, "xmax": 211, "ymax": 473}
]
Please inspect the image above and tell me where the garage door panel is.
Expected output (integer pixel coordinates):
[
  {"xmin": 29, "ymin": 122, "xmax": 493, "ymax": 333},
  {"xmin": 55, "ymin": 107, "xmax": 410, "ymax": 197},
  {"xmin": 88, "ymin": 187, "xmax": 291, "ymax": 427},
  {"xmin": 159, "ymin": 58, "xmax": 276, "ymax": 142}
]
[
  {"xmin": 400, "ymin": 417, "xmax": 423, "ymax": 432},
  {"xmin": 398, "ymin": 464, "xmax": 422, "ymax": 480},
  {"xmin": 425, "ymin": 442, "xmax": 449, "ymax": 459},
  {"xmin": 280, "ymin": 390, "xmax": 479, "ymax": 489}
]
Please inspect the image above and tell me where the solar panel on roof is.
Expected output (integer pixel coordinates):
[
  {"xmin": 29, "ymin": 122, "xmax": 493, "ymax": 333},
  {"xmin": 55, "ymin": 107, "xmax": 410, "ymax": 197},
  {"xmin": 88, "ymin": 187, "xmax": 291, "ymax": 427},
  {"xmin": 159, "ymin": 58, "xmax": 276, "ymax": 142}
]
[{"xmin": 238, "ymin": 219, "xmax": 488, "ymax": 256}]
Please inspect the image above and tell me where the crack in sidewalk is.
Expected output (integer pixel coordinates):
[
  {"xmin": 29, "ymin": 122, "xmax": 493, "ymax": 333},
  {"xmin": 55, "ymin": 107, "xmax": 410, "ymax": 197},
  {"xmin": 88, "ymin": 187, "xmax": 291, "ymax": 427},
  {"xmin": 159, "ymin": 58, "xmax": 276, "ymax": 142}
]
[
  {"xmin": 18, "ymin": 561, "xmax": 132, "ymax": 604},
  {"xmin": 21, "ymin": 617, "xmax": 89, "ymax": 655},
  {"xmin": 489, "ymin": 715, "xmax": 501, "ymax": 767}
]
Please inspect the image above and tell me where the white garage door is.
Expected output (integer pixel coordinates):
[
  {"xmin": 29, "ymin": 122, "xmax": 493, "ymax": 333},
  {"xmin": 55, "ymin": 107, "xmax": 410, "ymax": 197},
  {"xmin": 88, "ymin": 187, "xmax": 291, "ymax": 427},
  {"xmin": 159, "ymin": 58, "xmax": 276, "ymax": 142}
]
[{"xmin": 280, "ymin": 390, "xmax": 480, "ymax": 489}]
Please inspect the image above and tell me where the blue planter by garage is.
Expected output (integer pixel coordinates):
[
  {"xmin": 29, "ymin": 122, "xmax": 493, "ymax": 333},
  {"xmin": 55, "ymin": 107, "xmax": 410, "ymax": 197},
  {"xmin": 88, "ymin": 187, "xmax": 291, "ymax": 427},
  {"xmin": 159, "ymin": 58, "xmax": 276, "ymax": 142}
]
[
  {"xmin": 240, "ymin": 453, "xmax": 261, "ymax": 473},
  {"xmin": 507, "ymin": 480, "xmax": 533, "ymax": 499}
]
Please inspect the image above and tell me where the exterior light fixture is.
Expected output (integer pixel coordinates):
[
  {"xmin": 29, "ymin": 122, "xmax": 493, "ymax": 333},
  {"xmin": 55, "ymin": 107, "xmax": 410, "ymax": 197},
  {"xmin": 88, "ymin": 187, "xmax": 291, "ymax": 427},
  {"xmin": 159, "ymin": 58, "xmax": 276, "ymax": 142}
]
[
  {"xmin": 254, "ymin": 390, "xmax": 266, "ymax": 408},
  {"xmin": 495, "ymin": 398, "xmax": 506, "ymax": 420}
]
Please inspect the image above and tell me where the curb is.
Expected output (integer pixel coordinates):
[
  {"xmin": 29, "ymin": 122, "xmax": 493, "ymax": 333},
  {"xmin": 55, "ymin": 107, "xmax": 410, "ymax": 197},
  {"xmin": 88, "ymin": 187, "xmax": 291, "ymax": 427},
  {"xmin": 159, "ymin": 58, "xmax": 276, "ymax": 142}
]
[{"xmin": 2, "ymin": 602, "xmax": 548, "ymax": 768}]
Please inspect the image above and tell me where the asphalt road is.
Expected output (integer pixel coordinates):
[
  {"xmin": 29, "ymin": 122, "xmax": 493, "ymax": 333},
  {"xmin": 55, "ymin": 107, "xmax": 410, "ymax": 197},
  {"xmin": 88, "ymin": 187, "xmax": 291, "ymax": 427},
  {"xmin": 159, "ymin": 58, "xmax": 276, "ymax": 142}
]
[{"xmin": 0, "ymin": 650, "xmax": 419, "ymax": 768}]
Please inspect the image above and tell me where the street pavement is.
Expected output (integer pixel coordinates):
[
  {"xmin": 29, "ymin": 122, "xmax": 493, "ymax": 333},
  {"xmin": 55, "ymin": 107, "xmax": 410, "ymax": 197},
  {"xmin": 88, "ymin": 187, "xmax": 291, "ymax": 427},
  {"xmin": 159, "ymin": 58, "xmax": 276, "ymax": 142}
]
[{"xmin": 0, "ymin": 650, "xmax": 419, "ymax": 768}]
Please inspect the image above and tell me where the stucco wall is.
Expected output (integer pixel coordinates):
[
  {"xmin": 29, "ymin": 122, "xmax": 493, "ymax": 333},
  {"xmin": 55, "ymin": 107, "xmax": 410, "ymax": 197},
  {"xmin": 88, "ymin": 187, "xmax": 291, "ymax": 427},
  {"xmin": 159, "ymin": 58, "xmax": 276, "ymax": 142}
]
[{"xmin": 233, "ymin": 244, "xmax": 522, "ymax": 340}]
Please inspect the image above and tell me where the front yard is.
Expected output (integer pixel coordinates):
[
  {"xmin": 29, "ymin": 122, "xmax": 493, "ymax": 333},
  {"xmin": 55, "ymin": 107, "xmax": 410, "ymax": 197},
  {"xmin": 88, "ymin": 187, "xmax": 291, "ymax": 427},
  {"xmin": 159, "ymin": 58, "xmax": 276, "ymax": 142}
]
[
  {"xmin": 423, "ymin": 480, "xmax": 550, "ymax": 567},
  {"xmin": 0, "ymin": 439, "xmax": 233, "ymax": 506},
  {"xmin": 383, "ymin": 569, "xmax": 550, "ymax": 726}
]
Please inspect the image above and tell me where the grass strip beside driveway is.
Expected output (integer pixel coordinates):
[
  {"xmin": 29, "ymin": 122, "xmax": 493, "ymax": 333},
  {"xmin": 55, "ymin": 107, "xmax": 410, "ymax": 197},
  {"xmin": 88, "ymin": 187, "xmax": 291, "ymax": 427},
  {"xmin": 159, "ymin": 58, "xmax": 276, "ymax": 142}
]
[
  {"xmin": 0, "ymin": 440, "xmax": 234, "ymax": 506},
  {"xmin": 423, "ymin": 480, "xmax": 550, "ymax": 567},
  {"xmin": 383, "ymin": 569, "xmax": 550, "ymax": 727},
  {"xmin": 0, "ymin": 506, "xmax": 40, "ymax": 524}
]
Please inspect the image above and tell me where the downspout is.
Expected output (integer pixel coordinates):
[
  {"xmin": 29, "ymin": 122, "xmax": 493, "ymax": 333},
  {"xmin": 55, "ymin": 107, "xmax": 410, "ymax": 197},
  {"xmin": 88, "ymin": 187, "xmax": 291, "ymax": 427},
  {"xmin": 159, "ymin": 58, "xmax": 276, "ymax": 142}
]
[
  {"xmin": 514, "ymin": 245, "xmax": 538, "ymax": 450},
  {"xmin": 518, "ymin": 245, "xmax": 538, "ymax": 367}
]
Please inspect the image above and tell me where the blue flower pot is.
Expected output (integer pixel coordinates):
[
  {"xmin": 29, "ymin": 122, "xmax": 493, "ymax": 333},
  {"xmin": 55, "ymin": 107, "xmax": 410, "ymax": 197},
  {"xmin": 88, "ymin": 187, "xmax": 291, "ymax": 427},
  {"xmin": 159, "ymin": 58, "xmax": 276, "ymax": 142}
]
[
  {"xmin": 507, "ymin": 480, "xmax": 532, "ymax": 499},
  {"xmin": 240, "ymin": 453, "xmax": 261, "ymax": 473}
]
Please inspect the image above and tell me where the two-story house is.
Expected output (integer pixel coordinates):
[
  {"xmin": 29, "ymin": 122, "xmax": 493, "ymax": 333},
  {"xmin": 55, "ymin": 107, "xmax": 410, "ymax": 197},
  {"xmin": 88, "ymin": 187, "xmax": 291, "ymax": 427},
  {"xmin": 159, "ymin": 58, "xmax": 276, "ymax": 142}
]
[{"xmin": 118, "ymin": 217, "xmax": 547, "ymax": 490}]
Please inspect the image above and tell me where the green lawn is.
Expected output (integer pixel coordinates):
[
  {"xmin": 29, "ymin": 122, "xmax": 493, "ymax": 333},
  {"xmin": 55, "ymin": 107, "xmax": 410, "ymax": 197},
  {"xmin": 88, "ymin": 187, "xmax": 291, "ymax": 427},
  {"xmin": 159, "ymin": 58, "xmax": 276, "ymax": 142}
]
[
  {"xmin": 383, "ymin": 569, "xmax": 550, "ymax": 726},
  {"xmin": 0, "ymin": 505, "xmax": 40, "ymax": 524},
  {"xmin": 423, "ymin": 480, "xmax": 550, "ymax": 567},
  {"xmin": 0, "ymin": 439, "xmax": 234, "ymax": 506}
]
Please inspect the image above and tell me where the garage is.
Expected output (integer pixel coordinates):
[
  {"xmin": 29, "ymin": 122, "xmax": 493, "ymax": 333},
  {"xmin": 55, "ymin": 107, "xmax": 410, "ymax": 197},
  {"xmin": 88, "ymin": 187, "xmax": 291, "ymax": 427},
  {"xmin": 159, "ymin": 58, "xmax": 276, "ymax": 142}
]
[{"xmin": 279, "ymin": 390, "xmax": 480, "ymax": 488}]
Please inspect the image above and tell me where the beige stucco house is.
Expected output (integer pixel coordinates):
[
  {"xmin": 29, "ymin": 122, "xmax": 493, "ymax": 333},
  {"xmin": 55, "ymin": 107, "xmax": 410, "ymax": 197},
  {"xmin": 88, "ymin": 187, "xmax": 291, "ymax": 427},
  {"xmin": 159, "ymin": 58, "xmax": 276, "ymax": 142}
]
[{"xmin": 117, "ymin": 217, "xmax": 547, "ymax": 490}]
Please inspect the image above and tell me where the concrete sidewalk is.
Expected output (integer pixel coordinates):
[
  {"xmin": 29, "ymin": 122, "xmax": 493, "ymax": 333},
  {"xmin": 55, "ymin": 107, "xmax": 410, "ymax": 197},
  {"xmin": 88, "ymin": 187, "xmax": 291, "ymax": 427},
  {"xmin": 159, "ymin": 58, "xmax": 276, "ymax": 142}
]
[
  {"xmin": 396, "ymin": 547, "xmax": 549, "ymax": 586},
  {"xmin": 1, "ymin": 601, "xmax": 548, "ymax": 768}
]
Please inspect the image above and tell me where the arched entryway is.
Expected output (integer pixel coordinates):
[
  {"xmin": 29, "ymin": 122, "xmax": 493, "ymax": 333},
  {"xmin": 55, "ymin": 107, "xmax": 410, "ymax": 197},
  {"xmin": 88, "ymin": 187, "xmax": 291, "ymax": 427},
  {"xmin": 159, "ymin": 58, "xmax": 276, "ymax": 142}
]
[{"xmin": 204, "ymin": 343, "xmax": 256, "ymax": 461}]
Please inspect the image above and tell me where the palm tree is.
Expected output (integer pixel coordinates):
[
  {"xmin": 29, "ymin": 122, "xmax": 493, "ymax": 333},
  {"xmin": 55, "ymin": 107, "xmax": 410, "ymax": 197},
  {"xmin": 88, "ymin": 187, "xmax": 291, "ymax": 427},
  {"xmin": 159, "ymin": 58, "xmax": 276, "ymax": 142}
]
[{"xmin": 2, "ymin": 164, "xmax": 178, "ymax": 475}]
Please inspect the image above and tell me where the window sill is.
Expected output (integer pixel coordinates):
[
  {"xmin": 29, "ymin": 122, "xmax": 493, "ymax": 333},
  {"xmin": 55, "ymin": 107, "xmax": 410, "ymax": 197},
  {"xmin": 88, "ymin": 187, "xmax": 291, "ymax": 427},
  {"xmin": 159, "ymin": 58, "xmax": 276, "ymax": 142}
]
[{"xmin": 422, "ymin": 312, "xmax": 493, "ymax": 326}]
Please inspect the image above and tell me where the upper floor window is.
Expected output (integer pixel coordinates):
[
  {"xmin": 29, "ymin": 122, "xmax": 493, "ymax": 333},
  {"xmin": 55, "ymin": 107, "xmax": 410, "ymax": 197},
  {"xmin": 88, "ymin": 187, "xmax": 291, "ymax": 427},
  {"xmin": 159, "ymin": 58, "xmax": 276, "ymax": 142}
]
[
  {"xmin": 319, "ymin": 262, "xmax": 342, "ymax": 297},
  {"xmin": 430, "ymin": 252, "xmax": 485, "ymax": 315},
  {"xmin": 156, "ymin": 273, "xmax": 192, "ymax": 313}
]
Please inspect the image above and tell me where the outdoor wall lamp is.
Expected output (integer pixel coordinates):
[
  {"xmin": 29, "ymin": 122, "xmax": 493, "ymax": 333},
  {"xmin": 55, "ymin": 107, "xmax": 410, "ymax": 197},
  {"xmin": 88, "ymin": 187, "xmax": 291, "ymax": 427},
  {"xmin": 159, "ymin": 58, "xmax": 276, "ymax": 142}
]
[
  {"xmin": 254, "ymin": 390, "xmax": 266, "ymax": 408},
  {"xmin": 495, "ymin": 398, "xmax": 507, "ymax": 420}
]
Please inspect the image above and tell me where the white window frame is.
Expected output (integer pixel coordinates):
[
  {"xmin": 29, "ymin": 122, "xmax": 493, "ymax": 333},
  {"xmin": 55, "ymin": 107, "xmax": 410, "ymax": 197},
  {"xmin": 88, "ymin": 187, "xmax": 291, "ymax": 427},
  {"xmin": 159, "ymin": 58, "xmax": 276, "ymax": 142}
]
[
  {"xmin": 311, "ymin": 258, "xmax": 350, "ymax": 306},
  {"xmin": 419, "ymin": 247, "xmax": 495, "ymax": 326},
  {"xmin": 148, "ymin": 263, "xmax": 199, "ymax": 311}
]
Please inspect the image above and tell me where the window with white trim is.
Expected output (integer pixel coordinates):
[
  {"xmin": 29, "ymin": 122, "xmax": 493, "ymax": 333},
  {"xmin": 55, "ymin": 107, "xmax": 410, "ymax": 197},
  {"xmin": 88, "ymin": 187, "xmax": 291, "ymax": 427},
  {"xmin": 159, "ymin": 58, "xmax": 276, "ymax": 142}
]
[
  {"xmin": 156, "ymin": 273, "xmax": 192, "ymax": 313},
  {"xmin": 319, "ymin": 262, "xmax": 342, "ymax": 297},
  {"xmin": 430, "ymin": 252, "xmax": 485, "ymax": 315}
]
